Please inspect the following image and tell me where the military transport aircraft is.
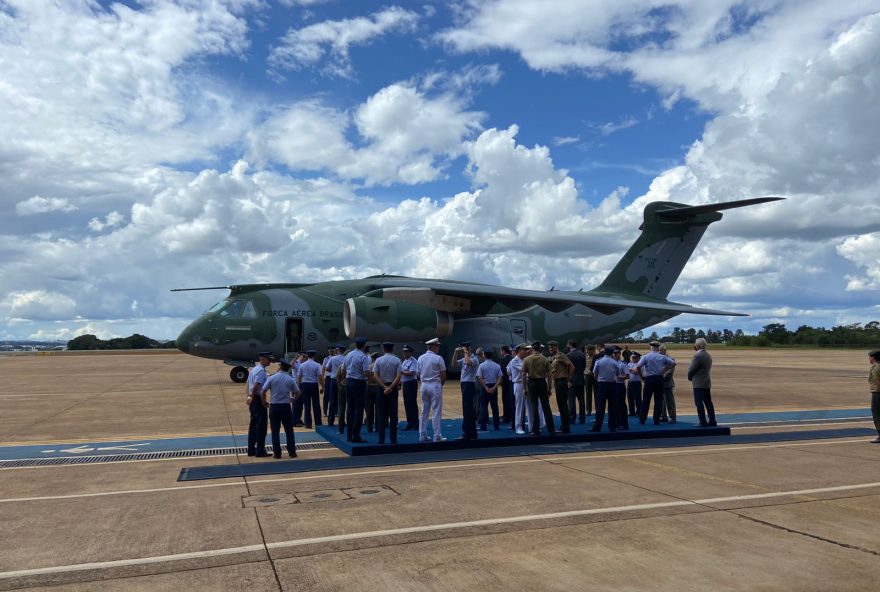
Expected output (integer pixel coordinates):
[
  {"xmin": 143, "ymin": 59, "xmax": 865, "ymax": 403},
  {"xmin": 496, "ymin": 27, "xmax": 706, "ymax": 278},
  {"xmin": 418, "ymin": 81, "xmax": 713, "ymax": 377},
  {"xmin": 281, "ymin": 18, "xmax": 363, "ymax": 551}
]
[{"xmin": 175, "ymin": 197, "xmax": 782, "ymax": 382}]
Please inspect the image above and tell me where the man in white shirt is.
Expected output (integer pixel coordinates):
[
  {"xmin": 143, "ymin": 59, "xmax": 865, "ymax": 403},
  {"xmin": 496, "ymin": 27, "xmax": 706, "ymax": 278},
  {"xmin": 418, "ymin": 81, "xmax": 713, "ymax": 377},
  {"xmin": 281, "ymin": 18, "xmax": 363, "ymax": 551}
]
[{"xmin": 417, "ymin": 338, "xmax": 447, "ymax": 443}]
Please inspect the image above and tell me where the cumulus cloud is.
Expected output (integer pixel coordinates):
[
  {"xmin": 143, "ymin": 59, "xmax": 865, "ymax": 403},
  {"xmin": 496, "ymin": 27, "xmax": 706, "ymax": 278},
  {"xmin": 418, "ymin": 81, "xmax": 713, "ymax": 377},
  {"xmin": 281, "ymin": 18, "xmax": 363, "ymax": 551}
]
[
  {"xmin": 268, "ymin": 6, "xmax": 419, "ymax": 78},
  {"xmin": 440, "ymin": 1, "xmax": 880, "ymax": 318},
  {"xmin": 6, "ymin": 290, "xmax": 77, "ymax": 321},
  {"xmin": 249, "ymin": 81, "xmax": 487, "ymax": 185},
  {"xmin": 16, "ymin": 196, "xmax": 77, "ymax": 215}
]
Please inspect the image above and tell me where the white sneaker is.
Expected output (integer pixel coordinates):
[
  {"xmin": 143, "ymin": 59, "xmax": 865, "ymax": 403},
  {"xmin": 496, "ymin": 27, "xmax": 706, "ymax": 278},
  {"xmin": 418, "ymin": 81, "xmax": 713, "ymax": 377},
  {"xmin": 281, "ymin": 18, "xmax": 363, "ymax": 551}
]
[
  {"xmin": 433, "ymin": 436, "xmax": 447, "ymax": 442},
  {"xmin": 515, "ymin": 428, "xmax": 526, "ymax": 435},
  {"xmin": 419, "ymin": 436, "xmax": 430, "ymax": 442}
]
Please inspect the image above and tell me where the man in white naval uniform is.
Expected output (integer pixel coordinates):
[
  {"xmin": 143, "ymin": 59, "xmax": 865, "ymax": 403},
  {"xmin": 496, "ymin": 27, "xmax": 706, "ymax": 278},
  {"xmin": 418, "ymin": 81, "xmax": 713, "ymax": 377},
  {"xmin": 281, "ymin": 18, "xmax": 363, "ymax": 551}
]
[{"xmin": 417, "ymin": 338, "xmax": 447, "ymax": 442}]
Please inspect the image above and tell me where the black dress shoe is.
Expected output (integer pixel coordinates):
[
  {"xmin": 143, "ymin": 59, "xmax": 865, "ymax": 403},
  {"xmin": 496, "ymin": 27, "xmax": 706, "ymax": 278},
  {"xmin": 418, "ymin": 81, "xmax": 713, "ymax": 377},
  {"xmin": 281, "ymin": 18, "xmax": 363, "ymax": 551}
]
[
  {"xmin": 351, "ymin": 437, "xmax": 365, "ymax": 443},
  {"xmin": 247, "ymin": 451, "xmax": 255, "ymax": 456},
  {"xmin": 255, "ymin": 452, "xmax": 270, "ymax": 457},
  {"xmin": 590, "ymin": 427, "xmax": 601, "ymax": 432},
  {"xmin": 304, "ymin": 424, "xmax": 313, "ymax": 429},
  {"xmin": 273, "ymin": 454, "xmax": 281, "ymax": 459},
  {"xmin": 289, "ymin": 452, "xmax": 297, "ymax": 458},
  {"xmin": 698, "ymin": 422, "xmax": 709, "ymax": 427},
  {"xmin": 455, "ymin": 435, "xmax": 471, "ymax": 440},
  {"xmin": 708, "ymin": 421, "xmax": 717, "ymax": 427}
]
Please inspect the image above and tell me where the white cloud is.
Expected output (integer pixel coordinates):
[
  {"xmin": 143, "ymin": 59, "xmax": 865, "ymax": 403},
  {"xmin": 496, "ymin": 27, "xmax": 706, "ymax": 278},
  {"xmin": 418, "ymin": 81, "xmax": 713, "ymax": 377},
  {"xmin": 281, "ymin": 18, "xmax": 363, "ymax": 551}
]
[
  {"xmin": 441, "ymin": 1, "xmax": 880, "ymax": 315},
  {"xmin": 838, "ymin": 232, "xmax": 880, "ymax": 290},
  {"xmin": 7, "ymin": 290, "xmax": 77, "ymax": 321},
  {"xmin": 16, "ymin": 196, "xmax": 77, "ymax": 215},
  {"xmin": 594, "ymin": 116, "xmax": 638, "ymax": 136},
  {"xmin": 88, "ymin": 211, "xmax": 125, "ymax": 232},
  {"xmin": 268, "ymin": 6, "xmax": 419, "ymax": 78},
  {"xmin": 249, "ymin": 82, "xmax": 487, "ymax": 185},
  {"xmin": 553, "ymin": 136, "xmax": 580, "ymax": 146}
]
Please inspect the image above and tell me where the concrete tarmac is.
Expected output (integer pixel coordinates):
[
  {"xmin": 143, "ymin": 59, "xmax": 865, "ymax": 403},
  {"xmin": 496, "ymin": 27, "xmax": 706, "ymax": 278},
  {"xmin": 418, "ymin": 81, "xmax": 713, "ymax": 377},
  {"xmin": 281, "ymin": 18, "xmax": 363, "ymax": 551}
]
[{"xmin": 0, "ymin": 349, "xmax": 878, "ymax": 591}]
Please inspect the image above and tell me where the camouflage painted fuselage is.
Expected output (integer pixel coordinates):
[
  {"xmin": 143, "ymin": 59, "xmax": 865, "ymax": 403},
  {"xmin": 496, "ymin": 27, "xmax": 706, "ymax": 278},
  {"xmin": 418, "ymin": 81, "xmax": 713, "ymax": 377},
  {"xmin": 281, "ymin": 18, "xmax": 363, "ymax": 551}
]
[
  {"xmin": 175, "ymin": 277, "xmax": 678, "ymax": 365},
  {"xmin": 175, "ymin": 197, "xmax": 780, "ymax": 370}
]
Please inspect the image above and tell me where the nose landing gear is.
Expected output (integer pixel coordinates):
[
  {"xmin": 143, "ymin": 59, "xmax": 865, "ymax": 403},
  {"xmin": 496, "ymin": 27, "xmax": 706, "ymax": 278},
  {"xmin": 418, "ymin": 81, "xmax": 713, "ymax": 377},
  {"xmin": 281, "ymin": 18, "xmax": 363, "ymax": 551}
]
[{"xmin": 230, "ymin": 366, "xmax": 248, "ymax": 383}]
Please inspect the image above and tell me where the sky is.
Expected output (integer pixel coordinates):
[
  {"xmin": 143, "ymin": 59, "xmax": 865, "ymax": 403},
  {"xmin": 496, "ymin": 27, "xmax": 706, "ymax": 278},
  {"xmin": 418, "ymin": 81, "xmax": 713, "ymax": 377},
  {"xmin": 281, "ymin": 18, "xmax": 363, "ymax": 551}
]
[{"xmin": 1, "ymin": 0, "xmax": 880, "ymax": 342}]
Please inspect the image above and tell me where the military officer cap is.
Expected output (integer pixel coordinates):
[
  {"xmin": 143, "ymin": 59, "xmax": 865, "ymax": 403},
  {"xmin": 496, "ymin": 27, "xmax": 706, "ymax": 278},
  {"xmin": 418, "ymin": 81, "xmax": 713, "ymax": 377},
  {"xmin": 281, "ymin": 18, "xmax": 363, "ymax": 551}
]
[
  {"xmin": 382, "ymin": 341, "xmax": 394, "ymax": 347},
  {"xmin": 306, "ymin": 349, "xmax": 316, "ymax": 355},
  {"xmin": 354, "ymin": 336, "xmax": 368, "ymax": 345},
  {"xmin": 516, "ymin": 342, "xmax": 530, "ymax": 351},
  {"xmin": 604, "ymin": 346, "xmax": 615, "ymax": 355},
  {"xmin": 425, "ymin": 337, "xmax": 441, "ymax": 346},
  {"xmin": 259, "ymin": 351, "xmax": 272, "ymax": 358},
  {"xmin": 631, "ymin": 352, "xmax": 641, "ymax": 358},
  {"xmin": 649, "ymin": 341, "xmax": 661, "ymax": 347},
  {"xmin": 459, "ymin": 340, "xmax": 471, "ymax": 347},
  {"xmin": 531, "ymin": 341, "xmax": 543, "ymax": 349},
  {"xmin": 547, "ymin": 340, "xmax": 559, "ymax": 347},
  {"xmin": 613, "ymin": 346, "xmax": 622, "ymax": 352},
  {"xmin": 402, "ymin": 344, "xmax": 414, "ymax": 352},
  {"xmin": 277, "ymin": 358, "xmax": 292, "ymax": 369},
  {"xmin": 298, "ymin": 351, "xmax": 306, "ymax": 356},
  {"xmin": 484, "ymin": 347, "xmax": 495, "ymax": 354},
  {"xmin": 335, "ymin": 343, "xmax": 345, "ymax": 350}
]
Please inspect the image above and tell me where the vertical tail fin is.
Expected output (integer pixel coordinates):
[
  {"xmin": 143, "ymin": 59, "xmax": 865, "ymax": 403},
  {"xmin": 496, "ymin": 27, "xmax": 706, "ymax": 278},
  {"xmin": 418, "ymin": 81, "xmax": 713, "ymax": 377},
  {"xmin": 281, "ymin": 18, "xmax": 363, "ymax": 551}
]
[{"xmin": 594, "ymin": 197, "xmax": 783, "ymax": 299}]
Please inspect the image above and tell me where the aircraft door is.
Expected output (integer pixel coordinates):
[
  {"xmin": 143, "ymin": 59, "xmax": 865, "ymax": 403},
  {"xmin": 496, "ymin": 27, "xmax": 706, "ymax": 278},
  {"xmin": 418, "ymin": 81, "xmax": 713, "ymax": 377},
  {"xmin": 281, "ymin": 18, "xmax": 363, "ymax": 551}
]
[
  {"xmin": 509, "ymin": 318, "xmax": 527, "ymax": 343},
  {"xmin": 285, "ymin": 318, "xmax": 303, "ymax": 359}
]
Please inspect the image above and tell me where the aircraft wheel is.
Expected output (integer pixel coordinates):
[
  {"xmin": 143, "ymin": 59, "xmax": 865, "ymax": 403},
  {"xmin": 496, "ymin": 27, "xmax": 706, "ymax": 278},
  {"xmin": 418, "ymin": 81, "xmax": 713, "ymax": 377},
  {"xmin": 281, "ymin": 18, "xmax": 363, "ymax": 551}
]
[{"xmin": 230, "ymin": 366, "xmax": 248, "ymax": 383}]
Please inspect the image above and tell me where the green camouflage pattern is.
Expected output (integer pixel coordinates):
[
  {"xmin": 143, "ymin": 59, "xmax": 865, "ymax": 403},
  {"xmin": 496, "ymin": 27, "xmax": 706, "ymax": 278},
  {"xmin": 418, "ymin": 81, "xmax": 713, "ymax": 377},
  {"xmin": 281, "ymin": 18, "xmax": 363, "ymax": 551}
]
[{"xmin": 175, "ymin": 198, "xmax": 781, "ymax": 378}]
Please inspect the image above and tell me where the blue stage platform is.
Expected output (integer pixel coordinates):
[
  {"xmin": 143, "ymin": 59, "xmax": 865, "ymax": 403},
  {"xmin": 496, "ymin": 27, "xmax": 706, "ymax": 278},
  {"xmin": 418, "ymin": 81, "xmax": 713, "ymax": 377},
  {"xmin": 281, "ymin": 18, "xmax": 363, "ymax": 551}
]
[{"xmin": 316, "ymin": 416, "xmax": 730, "ymax": 456}]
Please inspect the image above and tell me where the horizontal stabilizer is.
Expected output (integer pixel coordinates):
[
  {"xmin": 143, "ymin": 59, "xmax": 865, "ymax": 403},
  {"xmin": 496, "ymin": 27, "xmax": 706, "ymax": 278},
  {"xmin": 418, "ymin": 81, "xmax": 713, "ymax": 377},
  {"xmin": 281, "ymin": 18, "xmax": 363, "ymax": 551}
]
[{"xmin": 656, "ymin": 196, "xmax": 784, "ymax": 221}]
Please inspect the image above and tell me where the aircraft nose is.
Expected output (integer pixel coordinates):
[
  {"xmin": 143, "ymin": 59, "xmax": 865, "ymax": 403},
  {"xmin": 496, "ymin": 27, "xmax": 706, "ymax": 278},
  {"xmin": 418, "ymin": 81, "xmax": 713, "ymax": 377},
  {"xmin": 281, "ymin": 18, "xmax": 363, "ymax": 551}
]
[{"xmin": 176, "ymin": 329, "xmax": 191, "ymax": 353}]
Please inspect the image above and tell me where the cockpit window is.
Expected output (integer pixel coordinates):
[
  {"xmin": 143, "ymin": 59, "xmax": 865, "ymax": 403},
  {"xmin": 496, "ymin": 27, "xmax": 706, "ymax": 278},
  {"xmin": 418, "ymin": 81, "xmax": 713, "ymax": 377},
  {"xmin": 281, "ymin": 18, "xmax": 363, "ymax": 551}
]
[
  {"xmin": 218, "ymin": 300, "xmax": 245, "ymax": 318},
  {"xmin": 242, "ymin": 301, "xmax": 257, "ymax": 319},
  {"xmin": 206, "ymin": 301, "xmax": 225, "ymax": 314}
]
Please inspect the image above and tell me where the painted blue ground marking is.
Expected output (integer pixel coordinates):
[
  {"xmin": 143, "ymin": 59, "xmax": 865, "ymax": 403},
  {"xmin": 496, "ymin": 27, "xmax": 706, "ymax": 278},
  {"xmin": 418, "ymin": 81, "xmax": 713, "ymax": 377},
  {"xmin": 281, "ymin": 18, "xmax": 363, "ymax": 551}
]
[
  {"xmin": 0, "ymin": 431, "xmax": 325, "ymax": 461},
  {"xmin": 2, "ymin": 408, "xmax": 871, "ymax": 461}
]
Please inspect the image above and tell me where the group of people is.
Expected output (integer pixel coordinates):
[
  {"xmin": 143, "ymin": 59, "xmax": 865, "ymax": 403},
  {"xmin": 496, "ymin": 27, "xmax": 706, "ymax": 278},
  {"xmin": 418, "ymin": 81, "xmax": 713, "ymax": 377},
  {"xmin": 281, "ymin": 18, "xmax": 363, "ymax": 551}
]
[{"xmin": 246, "ymin": 335, "xmax": 724, "ymax": 457}]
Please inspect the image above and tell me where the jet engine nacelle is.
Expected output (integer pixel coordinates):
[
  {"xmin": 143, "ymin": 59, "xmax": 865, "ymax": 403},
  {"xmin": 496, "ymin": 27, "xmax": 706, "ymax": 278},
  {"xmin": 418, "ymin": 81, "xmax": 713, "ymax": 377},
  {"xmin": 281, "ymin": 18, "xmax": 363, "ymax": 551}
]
[{"xmin": 344, "ymin": 297, "xmax": 454, "ymax": 341}]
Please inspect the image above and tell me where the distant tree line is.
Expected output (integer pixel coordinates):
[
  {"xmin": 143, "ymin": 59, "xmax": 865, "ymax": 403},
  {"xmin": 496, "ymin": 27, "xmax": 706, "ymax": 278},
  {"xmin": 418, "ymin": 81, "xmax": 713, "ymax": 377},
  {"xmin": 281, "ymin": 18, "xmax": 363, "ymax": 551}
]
[
  {"xmin": 66, "ymin": 334, "xmax": 176, "ymax": 350},
  {"xmin": 616, "ymin": 322, "xmax": 880, "ymax": 347}
]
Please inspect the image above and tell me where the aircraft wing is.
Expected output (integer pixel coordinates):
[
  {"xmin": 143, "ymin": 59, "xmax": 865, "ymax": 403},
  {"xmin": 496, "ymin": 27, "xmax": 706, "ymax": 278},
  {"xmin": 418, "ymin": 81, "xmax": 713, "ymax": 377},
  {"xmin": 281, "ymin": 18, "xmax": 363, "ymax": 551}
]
[{"xmin": 369, "ymin": 277, "xmax": 746, "ymax": 317}]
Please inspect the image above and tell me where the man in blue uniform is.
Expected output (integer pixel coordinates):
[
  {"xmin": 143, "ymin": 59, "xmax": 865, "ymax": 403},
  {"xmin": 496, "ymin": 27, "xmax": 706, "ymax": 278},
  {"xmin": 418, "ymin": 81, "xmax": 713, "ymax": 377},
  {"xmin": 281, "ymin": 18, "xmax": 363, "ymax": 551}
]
[
  {"xmin": 327, "ymin": 344, "xmax": 346, "ymax": 428},
  {"xmin": 633, "ymin": 342, "xmax": 676, "ymax": 425},
  {"xmin": 297, "ymin": 350, "xmax": 323, "ymax": 428},
  {"xmin": 592, "ymin": 346, "xmax": 622, "ymax": 432},
  {"xmin": 344, "ymin": 337, "xmax": 372, "ymax": 443},
  {"xmin": 261, "ymin": 358, "xmax": 300, "ymax": 458},
  {"xmin": 400, "ymin": 345, "xmax": 419, "ymax": 430},
  {"xmin": 321, "ymin": 346, "xmax": 334, "ymax": 418},
  {"xmin": 373, "ymin": 342, "xmax": 402, "ymax": 444},
  {"xmin": 452, "ymin": 341, "xmax": 480, "ymax": 440},
  {"xmin": 247, "ymin": 352, "xmax": 272, "ymax": 457},
  {"xmin": 476, "ymin": 348, "xmax": 503, "ymax": 431}
]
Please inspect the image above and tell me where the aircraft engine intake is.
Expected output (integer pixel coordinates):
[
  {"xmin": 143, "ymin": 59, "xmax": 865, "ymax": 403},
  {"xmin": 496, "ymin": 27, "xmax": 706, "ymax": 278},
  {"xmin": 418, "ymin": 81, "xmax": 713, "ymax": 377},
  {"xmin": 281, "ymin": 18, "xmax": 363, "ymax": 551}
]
[{"xmin": 344, "ymin": 297, "xmax": 454, "ymax": 341}]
